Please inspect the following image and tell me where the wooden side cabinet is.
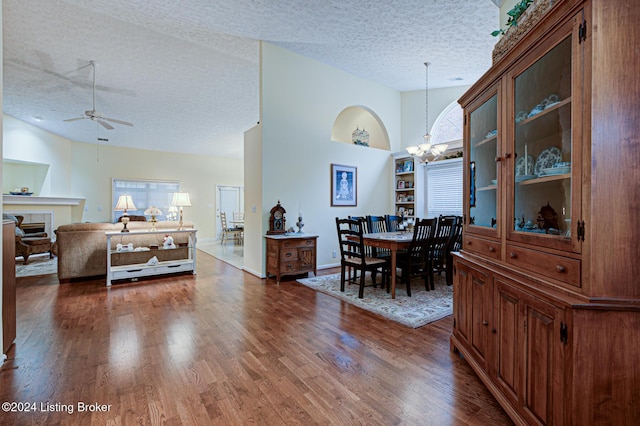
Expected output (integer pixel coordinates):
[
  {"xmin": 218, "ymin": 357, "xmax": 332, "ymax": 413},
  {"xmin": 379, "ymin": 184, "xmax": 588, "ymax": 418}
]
[
  {"xmin": 265, "ymin": 234, "xmax": 318, "ymax": 283},
  {"xmin": 106, "ymin": 228, "xmax": 197, "ymax": 286},
  {"xmin": 3, "ymin": 220, "xmax": 17, "ymax": 354}
]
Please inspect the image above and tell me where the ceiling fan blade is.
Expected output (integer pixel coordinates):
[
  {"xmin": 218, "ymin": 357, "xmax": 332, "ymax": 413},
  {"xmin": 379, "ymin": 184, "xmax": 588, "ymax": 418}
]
[
  {"xmin": 97, "ymin": 119, "xmax": 114, "ymax": 130},
  {"xmin": 64, "ymin": 117, "xmax": 88, "ymax": 122},
  {"xmin": 104, "ymin": 117, "xmax": 134, "ymax": 127}
]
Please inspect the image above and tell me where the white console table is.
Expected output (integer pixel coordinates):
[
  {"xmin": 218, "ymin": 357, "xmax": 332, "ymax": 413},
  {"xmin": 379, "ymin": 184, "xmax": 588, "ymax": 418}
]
[{"xmin": 105, "ymin": 228, "xmax": 197, "ymax": 286}]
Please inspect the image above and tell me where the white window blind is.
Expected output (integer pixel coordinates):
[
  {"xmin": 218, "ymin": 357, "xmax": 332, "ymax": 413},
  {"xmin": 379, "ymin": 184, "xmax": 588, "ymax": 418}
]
[
  {"xmin": 426, "ymin": 158, "xmax": 463, "ymax": 218},
  {"xmin": 112, "ymin": 179, "xmax": 180, "ymax": 222}
]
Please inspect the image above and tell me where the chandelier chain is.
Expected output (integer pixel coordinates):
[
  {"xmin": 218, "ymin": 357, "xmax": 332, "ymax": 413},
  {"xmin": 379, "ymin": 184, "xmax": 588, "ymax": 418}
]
[{"xmin": 424, "ymin": 61, "xmax": 430, "ymax": 136}]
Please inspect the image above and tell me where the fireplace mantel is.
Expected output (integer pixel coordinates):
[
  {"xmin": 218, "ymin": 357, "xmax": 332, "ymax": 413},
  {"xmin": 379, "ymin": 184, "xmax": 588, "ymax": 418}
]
[{"xmin": 3, "ymin": 195, "xmax": 84, "ymax": 206}]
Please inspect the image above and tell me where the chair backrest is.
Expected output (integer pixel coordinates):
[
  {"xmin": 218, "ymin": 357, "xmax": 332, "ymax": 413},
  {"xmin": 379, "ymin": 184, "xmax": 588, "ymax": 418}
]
[
  {"xmin": 433, "ymin": 216, "xmax": 458, "ymax": 254},
  {"xmin": 336, "ymin": 217, "xmax": 367, "ymax": 265},
  {"xmin": 408, "ymin": 218, "xmax": 438, "ymax": 260},
  {"xmin": 233, "ymin": 211, "xmax": 244, "ymax": 221},
  {"xmin": 447, "ymin": 219, "xmax": 463, "ymax": 253},
  {"xmin": 367, "ymin": 215, "xmax": 387, "ymax": 233},
  {"xmin": 348, "ymin": 216, "xmax": 370, "ymax": 234},
  {"xmin": 220, "ymin": 211, "xmax": 229, "ymax": 229},
  {"xmin": 385, "ymin": 215, "xmax": 401, "ymax": 232}
]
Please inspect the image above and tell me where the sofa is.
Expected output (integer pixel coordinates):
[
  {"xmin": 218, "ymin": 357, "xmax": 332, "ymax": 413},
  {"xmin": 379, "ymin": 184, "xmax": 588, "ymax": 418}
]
[{"xmin": 54, "ymin": 221, "xmax": 194, "ymax": 282}]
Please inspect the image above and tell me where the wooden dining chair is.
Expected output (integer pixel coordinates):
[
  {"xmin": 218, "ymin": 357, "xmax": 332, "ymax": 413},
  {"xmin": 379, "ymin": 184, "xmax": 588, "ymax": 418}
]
[
  {"xmin": 336, "ymin": 217, "xmax": 388, "ymax": 298},
  {"xmin": 385, "ymin": 215, "xmax": 402, "ymax": 232},
  {"xmin": 395, "ymin": 218, "xmax": 438, "ymax": 295},
  {"xmin": 430, "ymin": 216, "xmax": 458, "ymax": 286},
  {"xmin": 444, "ymin": 217, "xmax": 463, "ymax": 286},
  {"xmin": 220, "ymin": 211, "xmax": 243, "ymax": 244},
  {"xmin": 367, "ymin": 215, "xmax": 387, "ymax": 233},
  {"xmin": 232, "ymin": 211, "xmax": 244, "ymax": 229}
]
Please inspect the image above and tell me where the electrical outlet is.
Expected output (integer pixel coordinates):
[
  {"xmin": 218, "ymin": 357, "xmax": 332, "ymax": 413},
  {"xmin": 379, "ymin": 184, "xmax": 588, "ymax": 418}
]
[{"xmin": 332, "ymin": 250, "xmax": 337, "ymax": 258}]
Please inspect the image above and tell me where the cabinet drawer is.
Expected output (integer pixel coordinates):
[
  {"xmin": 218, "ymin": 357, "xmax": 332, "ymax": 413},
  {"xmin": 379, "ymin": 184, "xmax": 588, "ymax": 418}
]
[
  {"xmin": 505, "ymin": 245, "xmax": 580, "ymax": 288},
  {"xmin": 280, "ymin": 249, "xmax": 299, "ymax": 261},
  {"xmin": 282, "ymin": 238, "xmax": 315, "ymax": 249},
  {"xmin": 280, "ymin": 261, "xmax": 299, "ymax": 273},
  {"xmin": 463, "ymin": 235, "xmax": 501, "ymax": 260}
]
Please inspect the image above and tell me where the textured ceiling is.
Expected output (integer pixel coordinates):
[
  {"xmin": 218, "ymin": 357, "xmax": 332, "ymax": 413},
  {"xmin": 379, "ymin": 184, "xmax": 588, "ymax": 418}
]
[{"xmin": 3, "ymin": 0, "xmax": 499, "ymax": 159}]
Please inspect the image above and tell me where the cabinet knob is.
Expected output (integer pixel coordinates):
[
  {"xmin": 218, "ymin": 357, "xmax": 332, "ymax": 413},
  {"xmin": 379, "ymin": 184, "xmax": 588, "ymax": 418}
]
[
  {"xmin": 286, "ymin": 252, "xmax": 292, "ymax": 257},
  {"xmin": 492, "ymin": 328, "xmax": 497, "ymax": 334},
  {"xmin": 495, "ymin": 156, "xmax": 502, "ymax": 162},
  {"xmin": 483, "ymin": 320, "xmax": 489, "ymax": 326},
  {"xmin": 488, "ymin": 246, "xmax": 495, "ymax": 252},
  {"xmin": 504, "ymin": 153, "xmax": 512, "ymax": 159},
  {"xmin": 466, "ymin": 240, "xmax": 472, "ymax": 245},
  {"xmin": 556, "ymin": 265, "xmax": 566, "ymax": 273},
  {"xmin": 510, "ymin": 252, "xmax": 518, "ymax": 258}
]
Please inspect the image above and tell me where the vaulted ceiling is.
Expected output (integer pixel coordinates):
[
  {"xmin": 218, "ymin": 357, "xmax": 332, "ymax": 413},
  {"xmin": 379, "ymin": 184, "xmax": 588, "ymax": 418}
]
[{"xmin": 3, "ymin": 0, "xmax": 499, "ymax": 159}]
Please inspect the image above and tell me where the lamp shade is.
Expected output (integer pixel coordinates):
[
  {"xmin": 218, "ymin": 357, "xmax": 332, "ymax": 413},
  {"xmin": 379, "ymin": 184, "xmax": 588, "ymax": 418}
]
[
  {"xmin": 171, "ymin": 192, "xmax": 191, "ymax": 207},
  {"xmin": 144, "ymin": 206, "xmax": 163, "ymax": 216},
  {"xmin": 114, "ymin": 194, "xmax": 137, "ymax": 211}
]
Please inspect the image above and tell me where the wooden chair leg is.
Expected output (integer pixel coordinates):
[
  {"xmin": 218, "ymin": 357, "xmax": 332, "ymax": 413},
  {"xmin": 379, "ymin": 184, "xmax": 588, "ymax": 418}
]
[
  {"xmin": 358, "ymin": 268, "xmax": 366, "ymax": 298},
  {"xmin": 340, "ymin": 266, "xmax": 346, "ymax": 292}
]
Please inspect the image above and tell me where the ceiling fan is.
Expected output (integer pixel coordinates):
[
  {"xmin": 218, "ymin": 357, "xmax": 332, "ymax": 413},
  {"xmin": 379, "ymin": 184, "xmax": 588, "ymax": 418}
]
[{"xmin": 63, "ymin": 60, "xmax": 133, "ymax": 130}]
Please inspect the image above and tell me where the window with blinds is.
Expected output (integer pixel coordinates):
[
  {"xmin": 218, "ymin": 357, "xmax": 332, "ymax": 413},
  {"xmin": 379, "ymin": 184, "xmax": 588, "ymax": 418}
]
[
  {"xmin": 426, "ymin": 158, "xmax": 463, "ymax": 218},
  {"xmin": 112, "ymin": 179, "xmax": 180, "ymax": 222}
]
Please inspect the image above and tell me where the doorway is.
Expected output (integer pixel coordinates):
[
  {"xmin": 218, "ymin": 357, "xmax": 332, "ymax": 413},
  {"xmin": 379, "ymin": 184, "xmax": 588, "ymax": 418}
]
[{"xmin": 216, "ymin": 185, "xmax": 244, "ymax": 239}]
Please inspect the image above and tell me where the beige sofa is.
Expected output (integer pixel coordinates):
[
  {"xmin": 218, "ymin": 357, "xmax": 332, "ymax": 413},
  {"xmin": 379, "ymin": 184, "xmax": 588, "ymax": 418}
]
[{"xmin": 54, "ymin": 221, "xmax": 194, "ymax": 282}]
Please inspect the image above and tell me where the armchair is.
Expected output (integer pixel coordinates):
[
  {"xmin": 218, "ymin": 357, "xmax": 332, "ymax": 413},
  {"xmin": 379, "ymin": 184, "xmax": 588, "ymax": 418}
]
[{"xmin": 8, "ymin": 215, "xmax": 53, "ymax": 265}]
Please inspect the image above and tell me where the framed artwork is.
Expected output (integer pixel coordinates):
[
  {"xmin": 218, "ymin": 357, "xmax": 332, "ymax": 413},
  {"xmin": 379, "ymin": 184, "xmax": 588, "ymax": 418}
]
[
  {"xmin": 331, "ymin": 164, "xmax": 357, "ymax": 206},
  {"xmin": 397, "ymin": 180, "xmax": 405, "ymax": 189},
  {"xmin": 403, "ymin": 160, "xmax": 414, "ymax": 172}
]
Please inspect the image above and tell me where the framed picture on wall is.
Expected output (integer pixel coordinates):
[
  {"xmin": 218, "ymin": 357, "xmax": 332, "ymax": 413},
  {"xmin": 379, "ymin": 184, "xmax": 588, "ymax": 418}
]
[{"xmin": 331, "ymin": 164, "xmax": 357, "ymax": 206}]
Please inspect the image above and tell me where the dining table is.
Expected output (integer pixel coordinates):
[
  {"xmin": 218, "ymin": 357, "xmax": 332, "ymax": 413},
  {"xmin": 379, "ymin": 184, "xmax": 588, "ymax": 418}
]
[{"xmin": 362, "ymin": 231, "xmax": 413, "ymax": 299}]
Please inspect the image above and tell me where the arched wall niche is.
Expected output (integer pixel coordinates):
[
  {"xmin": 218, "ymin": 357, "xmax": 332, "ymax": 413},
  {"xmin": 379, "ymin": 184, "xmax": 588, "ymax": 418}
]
[{"xmin": 331, "ymin": 106, "xmax": 390, "ymax": 150}]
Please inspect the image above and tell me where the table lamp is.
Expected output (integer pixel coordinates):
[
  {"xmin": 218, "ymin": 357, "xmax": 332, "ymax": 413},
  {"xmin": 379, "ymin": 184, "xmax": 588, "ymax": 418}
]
[
  {"xmin": 167, "ymin": 206, "xmax": 178, "ymax": 221},
  {"xmin": 171, "ymin": 191, "xmax": 191, "ymax": 230},
  {"xmin": 144, "ymin": 206, "xmax": 163, "ymax": 231},
  {"xmin": 114, "ymin": 194, "xmax": 137, "ymax": 232}
]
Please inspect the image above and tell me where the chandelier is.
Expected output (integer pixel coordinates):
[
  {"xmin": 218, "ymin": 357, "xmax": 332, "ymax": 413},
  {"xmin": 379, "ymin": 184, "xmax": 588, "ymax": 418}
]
[{"xmin": 406, "ymin": 62, "xmax": 448, "ymax": 163}]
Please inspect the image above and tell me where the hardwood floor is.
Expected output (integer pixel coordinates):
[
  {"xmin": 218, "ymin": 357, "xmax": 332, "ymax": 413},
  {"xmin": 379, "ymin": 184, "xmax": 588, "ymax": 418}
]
[{"xmin": 0, "ymin": 251, "xmax": 513, "ymax": 425}]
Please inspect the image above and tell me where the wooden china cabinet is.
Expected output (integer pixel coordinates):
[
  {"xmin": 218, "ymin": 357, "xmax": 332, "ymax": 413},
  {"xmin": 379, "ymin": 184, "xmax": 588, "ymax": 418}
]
[{"xmin": 451, "ymin": 1, "xmax": 640, "ymax": 425}]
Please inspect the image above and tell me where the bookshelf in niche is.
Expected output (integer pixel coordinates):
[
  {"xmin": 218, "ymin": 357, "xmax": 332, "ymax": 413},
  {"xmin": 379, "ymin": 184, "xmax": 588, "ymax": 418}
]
[{"xmin": 392, "ymin": 153, "xmax": 422, "ymax": 219}]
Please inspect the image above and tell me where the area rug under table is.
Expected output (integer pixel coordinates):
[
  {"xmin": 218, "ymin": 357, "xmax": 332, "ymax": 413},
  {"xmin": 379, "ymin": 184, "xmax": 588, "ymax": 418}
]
[{"xmin": 297, "ymin": 272, "xmax": 453, "ymax": 328}]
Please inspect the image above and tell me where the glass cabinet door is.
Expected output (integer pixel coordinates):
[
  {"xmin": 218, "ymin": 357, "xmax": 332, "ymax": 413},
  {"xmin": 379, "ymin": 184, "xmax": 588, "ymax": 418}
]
[
  {"xmin": 467, "ymin": 93, "xmax": 499, "ymax": 235},
  {"xmin": 509, "ymin": 29, "xmax": 580, "ymax": 253}
]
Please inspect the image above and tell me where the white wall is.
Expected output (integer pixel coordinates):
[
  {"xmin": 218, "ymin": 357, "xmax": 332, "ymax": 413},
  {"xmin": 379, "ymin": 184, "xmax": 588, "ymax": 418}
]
[
  {"xmin": 400, "ymin": 86, "xmax": 470, "ymax": 151},
  {"xmin": 254, "ymin": 43, "xmax": 401, "ymax": 271},
  {"xmin": 3, "ymin": 115, "xmax": 73, "ymax": 196},
  {"xmin": 3, "ymin": 116, "xmax": 243, "ymax": 240},
  {"xmin": 243, "ymin": 123, "xmax": 263, "ymax": 276}
]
